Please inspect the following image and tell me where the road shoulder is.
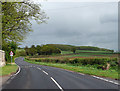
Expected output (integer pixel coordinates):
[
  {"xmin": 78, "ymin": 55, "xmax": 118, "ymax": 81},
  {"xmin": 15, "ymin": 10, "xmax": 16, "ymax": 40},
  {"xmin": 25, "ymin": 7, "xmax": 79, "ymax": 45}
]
[{"xmin": 0, "ymin": 75, "xmax": 11, "ymax": 89}]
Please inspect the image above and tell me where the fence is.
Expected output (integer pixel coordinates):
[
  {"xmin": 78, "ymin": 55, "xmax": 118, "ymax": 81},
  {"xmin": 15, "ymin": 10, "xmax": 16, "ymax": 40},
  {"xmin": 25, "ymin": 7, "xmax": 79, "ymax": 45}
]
[{"xmin": 0, "ymin": 50, "xmax": 6, "ymax": 67}]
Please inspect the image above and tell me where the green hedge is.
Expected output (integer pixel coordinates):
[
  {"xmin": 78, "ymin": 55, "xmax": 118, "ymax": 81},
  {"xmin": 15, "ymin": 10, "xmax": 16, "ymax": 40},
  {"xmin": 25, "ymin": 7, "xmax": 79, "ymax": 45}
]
[
  {"xmin": 32, "ymin": 57, "xmax": 118, "ymax": 70},
  {"xmin": 71, "ymin": 58, "xmax": 118, "ymax": 70}
]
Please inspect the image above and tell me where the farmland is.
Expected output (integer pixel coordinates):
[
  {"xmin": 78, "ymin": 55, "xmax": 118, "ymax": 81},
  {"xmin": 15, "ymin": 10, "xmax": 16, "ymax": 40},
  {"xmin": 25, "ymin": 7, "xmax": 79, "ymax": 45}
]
[
  {"xmin": 16, "ymin": 44, "xmax": 119, "ymax": 79},
  {"xmin": 27, "ymin": 50, "xmax": 117, "ymax": 60}
]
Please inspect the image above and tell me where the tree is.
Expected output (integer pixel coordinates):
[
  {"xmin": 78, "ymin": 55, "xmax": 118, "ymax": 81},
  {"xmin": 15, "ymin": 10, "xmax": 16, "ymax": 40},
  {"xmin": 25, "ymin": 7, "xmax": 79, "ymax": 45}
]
[
  {"xmin": 71, "ymin": 47, "xmax": 76, "ymax": 53},
  {"xmin": 24, "ymin": 46, "xmax": 29, "ymax": 55},
  {"xmin": 31, "ymin": 45, "xmax": 36, "ymax": 49},
  {"xmin": 1, "ymin": 1, "xmax": 48, "ymax": 61},
  {"xmin": 30, "ymin": 45, "xmax": 37, "ymax": 56},
  {"xmin": 9, "ymin": 41, "xmax": 18, "ymax": 55},
  {"xmin": 36, "ymin": 45, "xmax": 41, "ymax": 55},
  {"xmin": 2, "ymin": 2, "xmax": 47, "ymax": 44},
  {"xmin": 40, "ymin": 45, "xmax": 61, "ymax": 55}
]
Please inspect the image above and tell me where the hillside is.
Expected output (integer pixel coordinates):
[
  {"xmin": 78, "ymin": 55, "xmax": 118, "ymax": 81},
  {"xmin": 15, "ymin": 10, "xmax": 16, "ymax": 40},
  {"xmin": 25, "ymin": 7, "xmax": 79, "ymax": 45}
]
[{"xmin": 46, "ymin": 44, "xmax": 114, "ymax": 52}]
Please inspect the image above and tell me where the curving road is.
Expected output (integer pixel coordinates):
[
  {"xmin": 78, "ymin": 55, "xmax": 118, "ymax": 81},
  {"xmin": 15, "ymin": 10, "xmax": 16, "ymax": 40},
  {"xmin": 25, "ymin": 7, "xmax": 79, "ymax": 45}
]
[{"xmin": 2, "ymin": 57, "xmax": 119, "ymax": 91}]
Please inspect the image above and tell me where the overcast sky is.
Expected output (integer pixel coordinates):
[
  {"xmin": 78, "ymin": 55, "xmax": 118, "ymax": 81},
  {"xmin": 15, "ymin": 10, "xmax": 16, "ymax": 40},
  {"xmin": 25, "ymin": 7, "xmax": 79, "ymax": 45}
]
[{"xmin": 19, "ymin": 2, "xmax": 118, "ymax": 51}]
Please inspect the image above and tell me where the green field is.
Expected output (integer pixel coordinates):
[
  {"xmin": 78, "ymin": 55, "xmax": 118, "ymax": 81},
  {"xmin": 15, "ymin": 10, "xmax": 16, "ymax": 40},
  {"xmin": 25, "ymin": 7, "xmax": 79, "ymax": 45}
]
[
  {"xmin": 61, "ymin": 50, "xmax": 115, "ymax": 58},
  {"xmin": 0, "ymin": 64, "xmax": 18, "ymax": 76},
  {"xmin": 62, "ymin": 50, "xmax": 113, "ymax": 54},
  {"xmin": 61, "ymin": 51, "xmax": 73, "ymax": 54},
  {"xmin": 75, "ymin": 50, "xmax": 113, "ymax": 53}
]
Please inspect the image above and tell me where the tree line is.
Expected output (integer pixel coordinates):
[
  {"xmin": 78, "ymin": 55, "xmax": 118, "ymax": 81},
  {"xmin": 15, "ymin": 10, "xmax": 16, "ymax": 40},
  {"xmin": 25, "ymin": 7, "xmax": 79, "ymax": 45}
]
[{"xmin": 24, "ymin": 45, "xmax": 61, "ymax": 56}]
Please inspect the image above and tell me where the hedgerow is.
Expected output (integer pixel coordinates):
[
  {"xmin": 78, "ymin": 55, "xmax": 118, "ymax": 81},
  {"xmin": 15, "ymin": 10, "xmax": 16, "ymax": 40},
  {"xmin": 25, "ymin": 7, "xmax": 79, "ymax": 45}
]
[{"xmin": 29, "ymin": 57, "xmax": 118, "ymax": 70}]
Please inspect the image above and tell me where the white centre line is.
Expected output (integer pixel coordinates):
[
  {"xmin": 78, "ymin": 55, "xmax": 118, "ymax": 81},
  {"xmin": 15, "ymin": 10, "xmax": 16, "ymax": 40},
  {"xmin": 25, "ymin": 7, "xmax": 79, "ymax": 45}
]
[
  {"xmin": 37, "ymin": 67, "xmax": 41, "ymax": 70},
  {"xmin": 51, "ymin": 77, "xmax": 64, "ymax": 91},
  {"xmin": 42, "ymin": 70, "xmax": 48, "ymax": 75},
  {"xmin": 79, "ymin": 73, "xmax": 85, "ymax": 75}
]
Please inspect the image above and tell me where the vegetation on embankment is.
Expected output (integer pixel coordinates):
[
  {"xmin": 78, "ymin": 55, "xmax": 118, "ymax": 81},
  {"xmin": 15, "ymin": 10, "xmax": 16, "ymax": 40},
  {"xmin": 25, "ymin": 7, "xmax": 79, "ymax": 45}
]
[
  {"xmin": 0, "ymin": 64, "xmax": 18, "ymax": 76},
  {"xmin": 24, "ymin": 58, "xmax": 118, "ymax": 79}
]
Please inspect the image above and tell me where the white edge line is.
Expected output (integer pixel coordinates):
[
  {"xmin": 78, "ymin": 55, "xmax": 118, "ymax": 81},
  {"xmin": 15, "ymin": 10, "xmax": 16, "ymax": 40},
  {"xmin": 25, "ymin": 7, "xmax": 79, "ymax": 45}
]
[
  {"xmin": 14, "ymin": 64, "xmax": 21, "ymax": 75},
  {"xmin": 14, "ymin": 61, "xmax": 21, "ymax": 76},
  {"xmin": 42, "ymin": 70, "xmax": 48, "ymax": 75},
  {"xmin": 50, "ymin": 77, "xmax": 63, "ymax": 91},
  {"xmin": 92, "ymin": 76, "xmax": 119, "ymax": 85}
]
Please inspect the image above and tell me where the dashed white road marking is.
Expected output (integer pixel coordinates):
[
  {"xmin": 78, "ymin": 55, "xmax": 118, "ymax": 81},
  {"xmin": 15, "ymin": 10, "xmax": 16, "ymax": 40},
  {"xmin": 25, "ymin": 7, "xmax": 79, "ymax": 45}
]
[
  {"xmin": 37, "ymin": 67, "xmax": 41, "ymax": 70},
  {"xmin": 79, "ymin": 73, "xmax": 85, "ymax": 75},
  {"xmin": 6, "ymin": 80, "xmax": 10, "ymax": 84},
  {"xmin": 10, "ymin": 76, "xmax": 15, "ymax": 80},
  {"xmin": 51, "ymin": 77, "xmax": 63, "ymax": 91},
  {"xmin": 92, "ymin": 76, "xmax": 119, "ymax": 85},
  {"xmin": 42, "ymin": 70, "xmax": 48, "ymax": 75}
]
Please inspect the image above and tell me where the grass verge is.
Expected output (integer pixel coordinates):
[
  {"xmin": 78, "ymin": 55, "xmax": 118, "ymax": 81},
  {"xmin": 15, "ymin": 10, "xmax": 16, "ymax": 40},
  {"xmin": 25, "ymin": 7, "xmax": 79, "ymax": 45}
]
[
  {"xmin": 0, "ymin": 64, "xmax": 18, "ymax": 76},
  {"xmin": 24, "ymin": 58, "xmax": 118, "ymax": 80}
]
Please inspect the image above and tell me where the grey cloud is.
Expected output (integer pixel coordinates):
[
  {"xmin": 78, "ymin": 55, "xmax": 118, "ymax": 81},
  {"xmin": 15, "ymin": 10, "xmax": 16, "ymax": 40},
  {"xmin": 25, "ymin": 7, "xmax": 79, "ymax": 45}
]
[
  {"xmin": 100, "ymin": 14, "xmax": 117, "ymax": 23},
  {"xmin": 20, "ymin": 2, "xmax": 118, "ymax": 51}
]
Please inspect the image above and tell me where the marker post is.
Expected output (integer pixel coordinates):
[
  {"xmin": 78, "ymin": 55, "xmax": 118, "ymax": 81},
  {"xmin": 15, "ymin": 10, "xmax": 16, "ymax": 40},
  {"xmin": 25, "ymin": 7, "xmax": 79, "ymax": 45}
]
[
  {"xmin": 11, "ymin": 56, "xmax": 12, "ymax": 64},
  {"xmin": 10, "ymin": 51, "xmax": 13, "ymax": 64}
]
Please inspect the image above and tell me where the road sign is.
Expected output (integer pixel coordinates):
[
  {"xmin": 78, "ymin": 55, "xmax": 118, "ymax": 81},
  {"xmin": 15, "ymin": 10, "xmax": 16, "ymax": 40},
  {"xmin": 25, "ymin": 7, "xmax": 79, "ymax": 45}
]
[{"xmin": 10, "ymin": 51, "xmax": 13, "ymax": 56}]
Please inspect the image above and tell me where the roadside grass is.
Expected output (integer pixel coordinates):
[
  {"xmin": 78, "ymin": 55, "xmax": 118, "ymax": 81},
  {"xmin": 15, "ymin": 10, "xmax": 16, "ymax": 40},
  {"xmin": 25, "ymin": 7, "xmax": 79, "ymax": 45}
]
[
  {"xmin": 25, "ymin": 59, "xmax": 118, "ymax": 79},
  {"xmin": 0, "ymin": 64, "xmax": 18, "ymax": 76}
]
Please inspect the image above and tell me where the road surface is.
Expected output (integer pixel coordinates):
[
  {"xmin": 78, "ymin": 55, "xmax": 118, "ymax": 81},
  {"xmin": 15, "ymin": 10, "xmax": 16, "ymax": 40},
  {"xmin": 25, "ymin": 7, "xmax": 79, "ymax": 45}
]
[{"xmin": 2, "ymin": 57, "xmax": 119, "ymax": 91}]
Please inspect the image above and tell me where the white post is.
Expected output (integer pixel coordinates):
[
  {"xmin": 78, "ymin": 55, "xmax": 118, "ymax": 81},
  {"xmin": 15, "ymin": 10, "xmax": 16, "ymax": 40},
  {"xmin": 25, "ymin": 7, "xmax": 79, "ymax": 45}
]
[{"xmin": 11, "ymin": 56, "xmax": 12, "ymax": 64}]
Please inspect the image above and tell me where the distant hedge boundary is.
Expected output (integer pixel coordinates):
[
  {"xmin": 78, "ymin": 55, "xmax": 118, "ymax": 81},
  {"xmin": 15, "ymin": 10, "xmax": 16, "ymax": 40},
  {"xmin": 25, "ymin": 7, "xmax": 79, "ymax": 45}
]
[{"xmin": 26, "ymin": 57, "xmax": 118, "ymax": 70}]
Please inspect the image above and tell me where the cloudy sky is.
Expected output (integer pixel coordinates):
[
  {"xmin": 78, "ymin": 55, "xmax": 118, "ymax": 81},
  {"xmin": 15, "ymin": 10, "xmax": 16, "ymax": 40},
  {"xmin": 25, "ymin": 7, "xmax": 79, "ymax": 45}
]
[{"xmin": 20, "ymin": 2, "xmax": 118, "ymax": 51}]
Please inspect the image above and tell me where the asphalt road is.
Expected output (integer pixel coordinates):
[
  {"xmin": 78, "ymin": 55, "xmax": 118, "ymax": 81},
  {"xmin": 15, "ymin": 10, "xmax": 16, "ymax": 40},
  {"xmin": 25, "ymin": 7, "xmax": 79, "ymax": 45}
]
[{"xmin": 2, "ymin": 57, "xmax": 119, "ymax": 91}]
